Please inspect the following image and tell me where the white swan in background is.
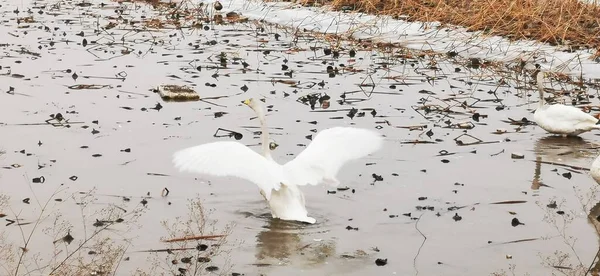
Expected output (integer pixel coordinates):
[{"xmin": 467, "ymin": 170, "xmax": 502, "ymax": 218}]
[
  {"xmin": 533, "ymin": 71, "xmax": 599, "ymax": 136},
  {"xmin": 591, "ymin": 155, "xmax": 600, "ymax": 185},
  {"xmin": 173, "ymin": 98, "xmax": 384, "ymax": 223}
]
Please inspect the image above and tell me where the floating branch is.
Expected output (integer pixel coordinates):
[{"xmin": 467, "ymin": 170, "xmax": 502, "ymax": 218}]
[
  {"xmin": 490, "ymin": 200, "xmax": 527, "ymax": 205},
  {"xmin": 530, "ymin": 160, "xmax": 590, "ymax": 171},
  {"xmin": 161, "ymin": 234, "xmax": 226, "ymax": 243},
  {"xmin": 214, "ymin": 128, "xmax": 243, "ymax": 140}
]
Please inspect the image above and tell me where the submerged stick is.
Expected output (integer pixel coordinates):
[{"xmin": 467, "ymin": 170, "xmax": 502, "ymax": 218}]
[
  {"xmin": 7, "ymin": 122, "xmax": 85, "ymax": 126},
  {"xmin": 162, "ymin": 234, "xmax": 226, "ymax": 243},
  {"xmin": 531, "ymin": 160, "xmax": 590, "ymax": 171},
  {"xmin": 134, "ymin": 247, "xmax": 197, "ymax": 253},
  {"xmin": 490, "ymin": 200, "xmax": 527, "ymax": 205},
  {"xmin": 498, "ymin": 237, "xmax": 540, "ymax": 245}
]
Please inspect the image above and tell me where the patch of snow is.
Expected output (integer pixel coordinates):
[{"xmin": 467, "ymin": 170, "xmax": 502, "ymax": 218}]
[{"xmin": 207, "ymin": 0, "xmax": 600, "ymax": 79}]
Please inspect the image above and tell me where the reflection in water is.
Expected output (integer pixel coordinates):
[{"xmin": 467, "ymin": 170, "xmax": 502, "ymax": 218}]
[
  {"xmin": 255, "ymin": 218, "xmax": 335, "ymax": 266},
  {"xmin": 534, "ymin": 136, "xmax": 600, "ymax": 271},
  {"xmin": 532, "ymin": 136, "xmax": 595, "ymax": 190},
  {"xmin": 533, "ymin": 136, "xmax": 593, "ymax": 161},
  {"xmin": 256, "ymin": 219, "xmax": 302, "ymax": 261},
  {"xmin": 588, "ymin": 201, "xmax": 600, "ymax": 273}
]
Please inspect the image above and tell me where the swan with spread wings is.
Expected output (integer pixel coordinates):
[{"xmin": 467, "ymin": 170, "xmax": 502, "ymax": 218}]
[{"xmin": 173, "ymin": 98, "xmax": 384, "ymax": 223}]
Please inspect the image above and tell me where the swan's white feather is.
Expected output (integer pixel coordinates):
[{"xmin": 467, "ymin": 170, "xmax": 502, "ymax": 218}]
[
  {"xmin": 173, "ymin": 125, "xmax": 384, "ymax": 223},
  {"xmin": 284, "ymin": 127, "xmax": 384, "ymax": 186},
  {"xmin": 533, "ymin": 71, "xmax": 600, "ymax": 136},
  {"xmin": 535, "ymin": 104, "xmax": 600, "ymax": 135},
  {"xmin": 173, "ymin": 141, "xmax": 285, "ymax": 200},
  {"xmin": 592, "ymin": 154, "xmax": 600, "ymax": 185}
]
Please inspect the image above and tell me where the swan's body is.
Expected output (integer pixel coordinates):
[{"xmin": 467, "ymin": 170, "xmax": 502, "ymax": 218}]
[
  {"xmin": 533, "ymin": 71, "xmax": 599, "ymax": 136},
  {"xmin": 173, "ymin": 98, "xmax": 384, "ymax": 223}
]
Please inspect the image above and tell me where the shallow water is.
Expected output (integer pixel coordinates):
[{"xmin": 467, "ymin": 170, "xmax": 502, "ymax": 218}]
[{"xmin": 1, "ymin": 0, "xmax": 600, "ymax": 275}]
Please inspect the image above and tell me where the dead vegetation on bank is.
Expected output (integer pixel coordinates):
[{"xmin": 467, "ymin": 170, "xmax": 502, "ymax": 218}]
[
  {"xmin": 288, "ymin": 0, "xmax": 600, "ymax": 57},
  {"xmin": 103, "ymin": 0, "xmax": 599, "ymax": 88}
]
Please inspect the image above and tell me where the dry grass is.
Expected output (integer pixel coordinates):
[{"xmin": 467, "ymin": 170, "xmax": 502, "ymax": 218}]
[
  {"xmin": 0, "ymin": 187, "xmax": 231, "ymax": 275},
  {"xmin": 135, "ymin": 198, "xmax": 233, "ymax": 276},
  {"xmin": 291, "ymin": 0, "xmax": 600, "ymax": 57}
]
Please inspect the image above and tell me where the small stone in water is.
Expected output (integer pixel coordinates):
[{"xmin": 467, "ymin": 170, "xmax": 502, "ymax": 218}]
[
  {"xmin": 375, "ymin": 258, "xmax": 387, "ymax": 266},
  {"xmin": 511, "ymin": 153, "xmax": 524, "ymax": 159}
]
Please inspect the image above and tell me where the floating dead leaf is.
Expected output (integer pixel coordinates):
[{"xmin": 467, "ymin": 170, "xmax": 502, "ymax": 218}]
[
  {"xmin": 158, "ymin": 85, "xmax": 199, "ymax": 102},
  {"xmin": 144, "ymin": 18, "xmax": 164, "ymax": 29},
  {"xmin": 68, "ymin": 84, "xmax": 111, "ymax": 90},
  {"xmin": 502, "ymin": 117, "xmax": 534, "ymax": 126},
  {"xmin": 445, "ymin": 121, "xmax": 475, "ymax": 129},
  {"xmin": 396, "ymin": 125, "xmax": 427, "ymax": 131},
  {"xmin": 225, "ymin": 12, "xmax": 248, "ymax": 23},
  {"xmin": 511, "ymin": 153, "xmax": 524, "ymax": 159},
  {"xmin": 17, "ymin": 16, "xmax": 35, "ymax": 23},
  {"xmin": 271, "ymin": 79, "xmax": 298, "ymax": 86}
]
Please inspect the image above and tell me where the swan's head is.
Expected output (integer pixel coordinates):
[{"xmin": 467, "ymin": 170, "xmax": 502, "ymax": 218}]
[
  {"xmin": 242, "ymin": 98, "xmax": 265, "ymax": 116},
  {"xmin": 242, "ymin": 98, "xmax": 254, "ymax": 106},
  {"xmin": 242, "ymin": 98, "xmax": 260, "ymax": 109}
]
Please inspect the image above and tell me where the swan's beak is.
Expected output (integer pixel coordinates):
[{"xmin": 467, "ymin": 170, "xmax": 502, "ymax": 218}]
[{"xmin": 242, "ymin": 99, "xmax": 251, "ymax": 106}]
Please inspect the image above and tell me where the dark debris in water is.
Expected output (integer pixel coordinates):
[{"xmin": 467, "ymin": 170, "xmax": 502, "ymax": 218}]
[
  {"xmin": 0, "ymin": 0, "xmax": 598, "ymax": 274},
  {"xmin": 375, "ymin": 258, "xmax": 388, "ymax": 266},
  {"xmin": 511, "ymin": 218, "xmax": 525, "ymax": 227}
]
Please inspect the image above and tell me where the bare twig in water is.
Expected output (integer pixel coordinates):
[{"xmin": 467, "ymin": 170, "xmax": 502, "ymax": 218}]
[
  {"xmin": 133, "ymin": 247, "xmax": 197, "ymax": 253},
  {"xmin": 490, "ymin": 149, "xmax": 504, "ymax": 156},
  {"xmin": 498, "ymin": 237, "xmax": 540, "ymax": 245},
  {"xmin": 531, "ymin": 160, "xmax": 590, "ymax": 171},
  {"xmin": 586, "ymin": 247, "xmax": 600, "ymax": 276},
  {"xmin": 161, "ymin": 234, "xmax": 226, "ymax": 243},
  {"xmin": 12, "ymin": 181, "xmax": 66, "ymax": 275},
  {"xmin": 490, "ymin": 200, "xmax": 527, "ymax": 205},
  {"xmin": 413, "ymin": 213, "xmax": 426, "ymax": 276}
]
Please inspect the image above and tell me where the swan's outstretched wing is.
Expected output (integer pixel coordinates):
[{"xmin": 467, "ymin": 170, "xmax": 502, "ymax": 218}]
[
  {"xmin": 284, "ymin": 127, "xmax": 384, "ymax": 186},
  {"xmin": 173, "ymin": 141, "xmax": 284, "ymax": 199}
]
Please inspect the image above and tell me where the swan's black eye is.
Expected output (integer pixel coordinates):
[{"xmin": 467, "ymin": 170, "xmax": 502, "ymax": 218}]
[{"xmin": 233, "ymin": 133, "xmax": 243, "ymax": 140}]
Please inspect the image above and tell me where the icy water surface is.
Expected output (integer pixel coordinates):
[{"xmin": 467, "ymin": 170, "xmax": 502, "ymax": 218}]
[{"xmin": 1, "ymin": 0, "xmax": 600, "ymax": 275}]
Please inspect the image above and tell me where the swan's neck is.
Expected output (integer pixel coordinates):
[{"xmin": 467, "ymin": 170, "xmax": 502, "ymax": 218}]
[
  {"xmin": 257, "ymin": 109, "xmax": 273, "ymax": 160},
  {"xmin": 536, "ymin": 71, "xmax": 545, "ymax": 109}
]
